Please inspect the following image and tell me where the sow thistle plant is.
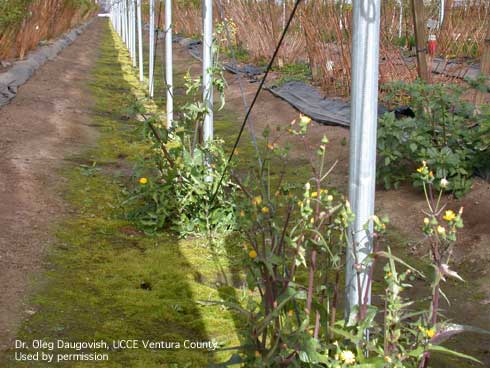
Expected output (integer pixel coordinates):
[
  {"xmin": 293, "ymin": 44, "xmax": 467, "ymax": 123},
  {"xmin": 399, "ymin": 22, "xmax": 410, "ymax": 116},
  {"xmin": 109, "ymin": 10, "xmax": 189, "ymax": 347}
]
[
  {"xmin": 126, "ymin": 35, "xmax": 234, "ymax": 237},
  {"xmin": 220, "ymin": 120, "xmax": 487, "ymax": 367}
]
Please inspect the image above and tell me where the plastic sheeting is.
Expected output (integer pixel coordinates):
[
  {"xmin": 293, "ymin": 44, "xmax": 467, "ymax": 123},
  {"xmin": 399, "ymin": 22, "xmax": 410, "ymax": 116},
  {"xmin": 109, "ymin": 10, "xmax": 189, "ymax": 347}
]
[
  {"xmin": 268, "ymin": 81, "xmax": 388, "ymax": 127},
  {"xmin": 0, "ymin": 20, "xmax": 92, "ymax": 108}
]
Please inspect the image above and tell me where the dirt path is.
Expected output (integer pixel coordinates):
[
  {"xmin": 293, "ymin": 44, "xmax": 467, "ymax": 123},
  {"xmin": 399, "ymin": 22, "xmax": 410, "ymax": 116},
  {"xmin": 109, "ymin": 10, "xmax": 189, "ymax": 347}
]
[{"xmin": 0, "ymin": 18, "xmax": 103, "ymax": 352}]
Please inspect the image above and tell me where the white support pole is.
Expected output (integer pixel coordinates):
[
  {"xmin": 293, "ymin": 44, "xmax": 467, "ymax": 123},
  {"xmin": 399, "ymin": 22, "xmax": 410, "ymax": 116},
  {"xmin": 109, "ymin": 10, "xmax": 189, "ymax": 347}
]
[
  {"xmin": 438, "ymin": 0, "xmax": 445, "ymax": 27},
  {"xmin": 131, "ymin": 0, "xmax": 137, "ymax": 67},
  {"xmin": 127, "ymin": 1, "xmax": 131, "ymax": 49},
  {"xmin": 117, "ymin": 4, "xmax": 120, "ymax": 32},
  {"xmin": 123, "ymin": 1, "xmax": 128, "ymax": 45},
  {"xmin": 137, "ymin": 0, "xmax": 144, "ymax": 82},
  {"xmin": 398, "ymin": 0, "xmax": 403, "ymax": 39},
  {"xmin": 149, "ymin": 0, "xmax": 155, "ymax": 97},
  {"xmin": 128, "ymin": 0, "xmax": 132, "ymax": 53},
  {"xmin": 345, "ymin": 0, "xmax": 382, "ymax": 319},
  {"xmin": 165, "ymin": 0, "xmax": 174, "ymax": 126},
  {"xmin": 125, "ymin": 0, "xmax": 129, "ymax": 48},
  {"xmin": 202, "ymin": 0, "xmax": 213, "ymax": 142}
]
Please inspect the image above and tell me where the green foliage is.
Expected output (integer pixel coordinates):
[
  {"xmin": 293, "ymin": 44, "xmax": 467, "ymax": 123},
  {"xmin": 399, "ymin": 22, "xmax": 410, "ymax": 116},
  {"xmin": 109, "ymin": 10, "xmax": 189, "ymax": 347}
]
[
  {"xmin": 377, "ymin": 80, "xmax": 489, "ymax": 197},
  {"xmin": 229, "ymin": 122, "xmax": 355, "ymax": 367},
  {"xmin": 126, "ymin": 39, "xmax": 234, "ymax": 237},
  {"xmin": 129, "ymin": 131, "xmax": 236, "ymax": 237},
  {"xmin": 218, "ymin": 119, "xmax": 487, "ymax": 366},
  {"xmin": 271, "ymin": 62, "xmax": 312, "ymax": 87},
  {"xmin": 0, "ymin": 0, "xmax": 32, "ymax": 31}
]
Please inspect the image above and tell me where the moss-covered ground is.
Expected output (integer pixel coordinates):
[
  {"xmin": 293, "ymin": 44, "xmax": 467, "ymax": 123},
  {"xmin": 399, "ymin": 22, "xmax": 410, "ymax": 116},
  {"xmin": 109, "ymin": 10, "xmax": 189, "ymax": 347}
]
[{"xmin": 2, "ymin": 23, "xmax": 243, "ymax": 368}]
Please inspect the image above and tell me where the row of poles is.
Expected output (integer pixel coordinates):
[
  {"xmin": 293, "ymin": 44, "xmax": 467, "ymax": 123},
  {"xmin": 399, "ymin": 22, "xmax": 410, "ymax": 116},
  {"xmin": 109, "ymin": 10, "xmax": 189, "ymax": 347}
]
[
  {"xmin": 108, "ymin": 0, "xmax": 214, "ymax": 139},
  {"xmin": 106, "ymin": 0, "xmax": 382, "ymax": 321}
]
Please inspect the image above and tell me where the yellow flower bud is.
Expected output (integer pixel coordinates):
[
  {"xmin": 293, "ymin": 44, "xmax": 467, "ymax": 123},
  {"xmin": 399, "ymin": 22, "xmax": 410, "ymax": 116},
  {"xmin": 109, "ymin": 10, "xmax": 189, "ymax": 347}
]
[
  {"xmin": 443, "ymin": 210, "xmax": 456, "ymax": 222},
  {"xmin": 426, "ymin": 328, "xmax": 436, "ymax": 338}
]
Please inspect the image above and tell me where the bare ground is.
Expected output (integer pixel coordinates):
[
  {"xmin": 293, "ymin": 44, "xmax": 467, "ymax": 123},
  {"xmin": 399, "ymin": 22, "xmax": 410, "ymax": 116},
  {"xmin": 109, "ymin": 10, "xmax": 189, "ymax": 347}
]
[{"xmin": 0, "ymin": 18, "xmax": 103, "ymax": 352}]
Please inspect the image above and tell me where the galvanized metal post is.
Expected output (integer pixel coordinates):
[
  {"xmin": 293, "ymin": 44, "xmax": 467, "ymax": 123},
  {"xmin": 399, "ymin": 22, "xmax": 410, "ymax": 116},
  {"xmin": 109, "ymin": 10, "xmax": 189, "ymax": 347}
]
[
  {"xmin": 129, "ymin": 0, "xmax": 133, "ymax": 56},
  {"xmin": 202, "ymin": 0, "xmax": 213, "ymax": 141},
  {"xmin": 439, "ymin": 0, "xmax": 445, "ymax": 27},
  {"xmin": 128, "ymin": 0, "xmax": 133, "ymax": 56},
  {"xmin": 398, "ymin": 0, "xmax": 403, "ymax": 39},
  {"xmin": 165, "ymin": 0, "xmax": 174, "ymax": 127},
  {"xmin": 345, "ymin": 0, "xmax": 382, "ymax": 319},
  {"xmin": 123, "ymin": 0, "xmax": 129, "ymax": 46},
  {"xmin": 137, "ymin": 0, "xmax": 144, "ymax": 82},
  {"xmin": 149, "ymin": 0, "xmax": 155, "ymax": 97},
  {"xmin": 131, "ymin": 0, "xmax": 137, "ymax": 67},
  {"xmin": 123, "ymin": 0, "xmax": 128, "ymax": 46}
]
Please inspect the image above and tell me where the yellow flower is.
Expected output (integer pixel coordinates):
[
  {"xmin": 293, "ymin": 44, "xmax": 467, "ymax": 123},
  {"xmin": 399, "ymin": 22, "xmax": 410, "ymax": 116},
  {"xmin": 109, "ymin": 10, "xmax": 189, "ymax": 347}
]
[
  {"xmin": 443, "ymin": 210, "xmax": 456, "ymax": 222},
  {"xmin": 261, "ymin": 206, "xmax": 270, "ymax": 214},
  {"xmin": 424, "ymin": 217, "xmax": 430, "ymax": 225},
  {"xmin": 417, "ymin": 166, "xmax": 424, "ymax": 173},
  {"xmin": 239, "ymin": 210, "xmax": 245, "ymax": 217},
  {"xmin": 340, "ymin": 350, "xmax": 356, "ymax": 365},
  {"xmin": 287, "ymin": 309, "xmax": 294, "ymax": 317},
  {"xmin": 267, "ymin": 143, "xmax": 275, "ymax": 150},
  {"xmin": 139, "ymin": 177, "xmax": 148, "ymax": 185},
  {"xmin": 311, "ymin": 191, "xmax": 318, "ymax": 198},
  {"xmin": 437, "ymin": 225, "xmax": 446, "ymax": 235},
  {"xmin": 327, "ymin": 195, "xmax": 334, "ymax": 202},
  {"xmin": 429, "ymin": 171, "xmax": 434, "ymax": 178},
  {"xmin": 384, "ymin": 356, "xmax": 392, "ymax": 363},
  {"xmin": 426, "ymin": 328, "xmax": 436, "ymax": 338},
  {"xmin": 310, "ymin": 217, "xmax": 314, "ymax": 224},
  {"xmin": 255, "ymin": 351, "xmax": 261, "ymax": 358},
  {"xmin": 252, "ymin": 196, "xmax": 262, "ymax": 206},
  {"xmin": 249, "ymin": 250, "xmax": 257, "ymax": 259},
  {"xmin": 300, "ymin": 114, "xmax": 312, "ymax": 125}
]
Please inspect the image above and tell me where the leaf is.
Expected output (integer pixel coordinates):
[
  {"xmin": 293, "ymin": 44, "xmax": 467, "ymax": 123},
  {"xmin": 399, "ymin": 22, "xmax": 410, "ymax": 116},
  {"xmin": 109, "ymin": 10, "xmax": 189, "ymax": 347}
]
[
  {"xmin": 428, "ymin": 344, "xmax": 482, "ymax": 364},
  {"xmin": 431, "ymin": 323, "xmax": 490, "ymax": 345},
  {"xmin": 375, "ymin": 251, "xmax": 424, "ymax": 277}
]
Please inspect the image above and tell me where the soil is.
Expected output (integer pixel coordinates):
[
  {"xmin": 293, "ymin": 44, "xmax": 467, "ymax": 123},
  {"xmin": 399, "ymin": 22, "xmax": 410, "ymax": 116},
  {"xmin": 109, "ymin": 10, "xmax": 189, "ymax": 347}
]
[{"xmin": 0, "ymin": 19, "xmax": 103, "ymax": 352}]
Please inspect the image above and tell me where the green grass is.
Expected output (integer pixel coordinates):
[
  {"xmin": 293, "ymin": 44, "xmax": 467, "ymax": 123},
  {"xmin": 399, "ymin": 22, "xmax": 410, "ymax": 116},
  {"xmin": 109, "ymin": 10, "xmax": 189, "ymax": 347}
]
[{"xmin": 1, "ymin": 22, "xmax": 242, "ymax": 368}]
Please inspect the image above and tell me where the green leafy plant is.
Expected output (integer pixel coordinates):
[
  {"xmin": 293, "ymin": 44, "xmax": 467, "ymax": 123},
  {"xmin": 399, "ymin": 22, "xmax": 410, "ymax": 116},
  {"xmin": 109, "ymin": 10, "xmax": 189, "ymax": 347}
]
[
  {"xmin": 217, "ymin": 120, "xmax": 487, "ymax": 367},
  {"xmin": 378, "ymin": 80, "xmax": 489, "ymax": 197},
  {"xmin": 125, "ymin": 33, "xmax": 234, "ymax": 237}
]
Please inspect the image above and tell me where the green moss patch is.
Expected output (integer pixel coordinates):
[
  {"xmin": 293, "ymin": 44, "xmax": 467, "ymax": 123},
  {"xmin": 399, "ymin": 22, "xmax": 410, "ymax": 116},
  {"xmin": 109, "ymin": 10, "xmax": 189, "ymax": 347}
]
[{"xmin": 2, "ymin": 22, "xmax": 242, "ymax": 368}]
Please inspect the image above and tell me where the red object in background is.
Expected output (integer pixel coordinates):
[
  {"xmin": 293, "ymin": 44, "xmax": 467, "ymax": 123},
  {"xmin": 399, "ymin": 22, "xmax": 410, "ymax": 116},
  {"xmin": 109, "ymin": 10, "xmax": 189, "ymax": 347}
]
[{"xmin": 428, "ymin": 35, "xmax": 437, "ymax": 56}]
